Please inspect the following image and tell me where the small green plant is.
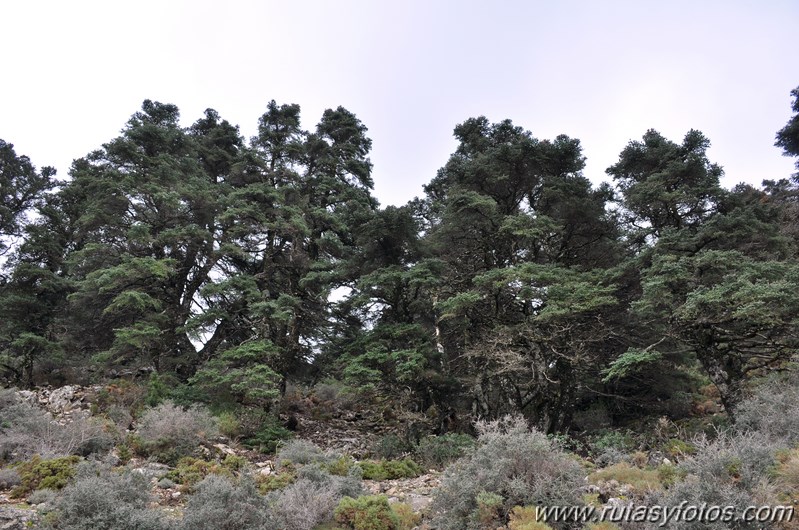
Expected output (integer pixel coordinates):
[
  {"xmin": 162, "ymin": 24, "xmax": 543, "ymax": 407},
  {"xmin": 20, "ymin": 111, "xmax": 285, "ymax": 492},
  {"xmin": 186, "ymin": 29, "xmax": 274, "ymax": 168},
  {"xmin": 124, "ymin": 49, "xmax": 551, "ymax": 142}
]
[
  {"xmin": 163, "ymin": 456, "xmax": 233, "ymax": 488},
  {"xmin": 662, "ymin": 438, "xmax": 696, "ymax": 459},
  {"xmin": 414, "ymin": 433, "xmax": 475, "ymax": 469},
  {"xmin": 325, "ymin": 455, "xmax": 356, "ymax": 476},
  {"xmin": 116, "ymin": 443, "xmax": 132, "ymax": 464},
  {"xmin": 255, "ymin": 471, "xmax": 295, "ymax": 493},
  {"xmin": 11, "ymin": 455, "xmax": 80, "ymax": 498},
  {"xmin": 390, "ymin": 502, "xmax": 420, "ymax": 530},
  {"xmin": 473, "ymin": 491, "xmax": 504, "ymax": 528},
  {"xmin": 243, "ymin": 416, "xmax": 293, "ymax": 454},
  {"xmin": 372, "ymin": 434, "xmax": 410, "ymax": 460},
  {"xmin": 334, "ymin": 495, "xmax": 401, "ymax": 530},
  {"xmin": 358, "ymin": 458, "xmax": 423, "ymax": 481},
  {"xmin": 508, "ymin": 505, "xmax": 553, "ymax": 530},
  {"xmin": 216, "ymin": 411, "xmax": 241, "ymax": 439}
]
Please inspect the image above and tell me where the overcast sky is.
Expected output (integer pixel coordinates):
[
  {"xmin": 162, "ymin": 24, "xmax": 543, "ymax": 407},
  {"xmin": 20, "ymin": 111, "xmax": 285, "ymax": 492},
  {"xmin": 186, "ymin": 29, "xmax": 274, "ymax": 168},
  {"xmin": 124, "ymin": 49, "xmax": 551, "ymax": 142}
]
[{"xmin": 2, "ymin": 1, "xmax": 798, "ymax": 206}]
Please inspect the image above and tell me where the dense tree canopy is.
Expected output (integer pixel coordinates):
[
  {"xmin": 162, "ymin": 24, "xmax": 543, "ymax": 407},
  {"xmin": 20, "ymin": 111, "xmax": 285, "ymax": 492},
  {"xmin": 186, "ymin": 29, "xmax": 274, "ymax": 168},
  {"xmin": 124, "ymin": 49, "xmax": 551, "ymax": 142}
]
[{"xmin": 1, "ymin": 85, "xmax": 798, "ymax": 431}]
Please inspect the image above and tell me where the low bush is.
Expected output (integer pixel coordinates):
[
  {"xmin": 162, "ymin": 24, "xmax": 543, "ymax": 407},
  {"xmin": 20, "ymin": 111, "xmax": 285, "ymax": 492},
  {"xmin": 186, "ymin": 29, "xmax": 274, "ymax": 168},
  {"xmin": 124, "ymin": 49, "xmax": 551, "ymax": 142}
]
[
  {"xmin": 11, "ymin": 455, "xmax": 80, "ymax": 498},
  {"xmin": 508, "ymin": 505, "xmax": 554, "ymax": 530},
  {"xmin": 0, "ymin": 466, "xmax": 21, "ymax": 489},
  {"xmin": 390, "ymin": 502, "xmax": 420, "ymax": 530},
  {"xmin": 372, "ymin": 434, "xmax": 410, "ymax": 460},
  {"xmin": 179, "ymin": 474, "xmax": 274, "ymax": 530},
  {"xmin": 136, "ymin": 401, "xmax": 218, "ymax": 464},
  {"xmin": 163, "ymin": 456, "xmax": 233, "ymax": 488},
  {"xmin": 271, "ymin": 478, "xmax": 342, "ymax": 530},
  {"xmin": 0, "ymin": 390, "xmax": 112, "ymax": 462},
  {"xmin": 358, "ymin": 458, "xmax": 423, "ymax": 480},
  {"xmin": 589, "ymin": 463, "xmax": 663, "ymax": 496},
  {"xmin": 45, "ymin": 460, "xmax": 172, "ymax": 530},
  {"xmin": 334, "ymin": 495, "xmax": 400, "ymax": 530},
  {"xmin": 646, "ymin": 431, "xmax": 778, "ymax": 529},
  {"xmin": 277, "ymin": 439, "xmax": 336, "ymax": 468},
  {"xmin": 430, "ymin": 415, "xmax": 585, "ymax": 530},
  {"xmin": 243, "ymin": 415, "xmax": 293, "ymax": 454},
  {"xmin": 414, "ymin": 433, "xmax": 476, "ymax": 469},
  {"xmin": 736, "ymin": 374, "xmax": 799, "ymax": 444}
]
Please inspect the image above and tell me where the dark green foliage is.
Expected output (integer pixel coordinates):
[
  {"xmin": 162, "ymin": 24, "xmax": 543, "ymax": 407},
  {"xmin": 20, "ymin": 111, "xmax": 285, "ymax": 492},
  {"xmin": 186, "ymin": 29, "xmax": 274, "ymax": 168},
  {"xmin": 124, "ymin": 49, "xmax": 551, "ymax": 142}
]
[
  {"xmin": 243, "ymin": 417, "xmax": 293, "ymax": 454},
  {"xmin": 414, "ymin": 433, "xmax": 476, "ymax": 469},
  {"xmin": 334, "ymin": 495, "xmax": 400, "ymax": 530},
  {"xmin": 357, "ymin": 458, "xmax": 423, "ymax": 480},
  {"xmin": 776, "ymin": 86, "xmax": 799, "ymax": 174}
]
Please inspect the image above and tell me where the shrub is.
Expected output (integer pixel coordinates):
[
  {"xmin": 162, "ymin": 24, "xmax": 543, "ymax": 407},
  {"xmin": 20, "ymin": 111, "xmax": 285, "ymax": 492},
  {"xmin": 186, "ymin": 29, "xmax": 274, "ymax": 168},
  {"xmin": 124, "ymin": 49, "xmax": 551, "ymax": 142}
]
[
  {"xmin": 0, "ymin": 466, "xmax": 21, "ymax": 489},
  {"xmin": 271, "ymin": 478, "xmax": 342, "ymax": 530},
  {"xmin": 430, "ymin": 415, "xmax": 585, "ymax": 530},
  {"xmin": 473, "ymin": 491, "xmax": 504, "ymax": 528},
  {"xmin": 180, "ymin": 475, "xmax": 274, "ymax": 530},
  {"xmin": 588, "ymin": 463, "xmax": 663, "ymax": 496},
  {"xmin": 46, "ymin": 460, "xmax": 172, "ymax": 530},
  {"xmin": 137, "ymin": 401, "xmax": 218, "ymax": 464},
  {"xmin": 358, "ymin": 459, "xmax": 423, "ymax": 481},
  {"xmin": 372, "ymin": 434, "xmax": 410, "ymax": 460},
  {"xmin": 11, "ymin": 455, "xmax": 80, "ymax": 498},
  {"xmin": 216, "ymin": 411, "xmax": 241, "ymax": 439},
  {"xmin": 0, "ymin": 390, "xmax": 112, "ymax": 462},
  {"xmin": 243, "ymin": 415, "xmax": 293, "ymax": 454},
  {"xmin": 508, "ymin": 506, "xmax": 554, "ymax": 530},
  {"xmin": 646, "ymin": 431, "xmax": 779, "ymax": 529},
  {"xmin": 163, "ymin": 456, "xmax": 233, "ymax": 488},
  {"xmin": 414, "ymin": 433, "xmax": 476, "ymax": 469},
  {"xmin": 255, "ymin": 469, "xmax": 296, "ymax": 494},
  {"xmin": 736, "ymin": 374, "xmax": 799, "ymax": 444},
  {"xmin": 390, "ymin": 502, "xmax": 420, "ymax": 530},
  {"xmin": 334, "ymin": 495, "xmax": 400, "ymax": 530},
  {"xmin": 277, "ymin": 439, "xmax": 336, "ymax": 468}
]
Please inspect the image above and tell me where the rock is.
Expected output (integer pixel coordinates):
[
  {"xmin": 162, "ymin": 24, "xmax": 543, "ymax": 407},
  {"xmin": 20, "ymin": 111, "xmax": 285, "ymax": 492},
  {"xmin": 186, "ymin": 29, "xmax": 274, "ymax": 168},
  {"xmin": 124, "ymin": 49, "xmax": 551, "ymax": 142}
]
[
  {"xmin": 16, "ymin": 390, "xmax": 36, "ymax": 406},
  {"xmin": 212, "ymin": 443, "xmax": 236, "ymax": 456},
  {"xmin": 48, "ymin": 385, "xmax": 78, "ymax": 412},
  {"xmin": 0, "ymin": 506, "xmax": 39, "ymax": 530},
  {"xmin": 131, "ymin": 462, "xmax": 170, "ymax": 480},
  {"xmin": 259, "ymin": 467, "xmax": 272, "ymax": 477},
  {"xmin": 171, "ymin": 491, "xmax": 181, "ymax": 500},
  {"xmin": 662, "ymin": 457, "xmax": 673, "ymax": 466}
]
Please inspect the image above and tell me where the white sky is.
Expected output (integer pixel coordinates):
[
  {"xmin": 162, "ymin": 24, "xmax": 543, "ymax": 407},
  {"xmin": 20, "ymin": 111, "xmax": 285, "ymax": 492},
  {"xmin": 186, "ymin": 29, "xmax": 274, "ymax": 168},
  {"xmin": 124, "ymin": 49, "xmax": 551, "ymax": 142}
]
[{"xmin": 1, "ymin": 0, "xmax": 797, "ymax": 207}]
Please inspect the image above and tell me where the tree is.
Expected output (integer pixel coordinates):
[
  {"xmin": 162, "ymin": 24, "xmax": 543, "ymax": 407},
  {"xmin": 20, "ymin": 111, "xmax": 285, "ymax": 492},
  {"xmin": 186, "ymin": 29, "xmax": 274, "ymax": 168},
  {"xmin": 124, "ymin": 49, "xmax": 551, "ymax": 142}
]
[
  {"xmin": 0, "ymin": 140, "xmax": 56, "ymax": 263},
  {"xmin": 776, "ymin": 85, "xmax": 799, "ymax": 176},
  {"xmin": 411, "ymin": 117, "xmax": 623, "ymax": 431},
  {"xmin": 606, "ymin": 129, "xmax": 724, "ymax": 245}
]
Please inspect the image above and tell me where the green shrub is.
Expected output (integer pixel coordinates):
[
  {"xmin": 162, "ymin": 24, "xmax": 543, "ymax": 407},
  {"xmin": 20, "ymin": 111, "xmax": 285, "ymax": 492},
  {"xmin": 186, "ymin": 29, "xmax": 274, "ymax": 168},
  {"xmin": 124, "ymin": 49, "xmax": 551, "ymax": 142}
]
[
  {"xmin": 243, "ymin": 416, "xmax": 292, "ymax": 454},
  {"xmin": 334, "ymin": 495, "xmax": 400, "ymax": 530},
  {"xmin": 11, "ymin": 455, "xmax": 80, "ymax": 498},
  {"xmin": 358, "ymin": 459, "xmax": 423, "ymax": 480},
  {"xmin": 430, "ymin": 415, "xmax": 585, "ymax": 530},
  {"xmin": 216, "ymin": 411, "xmax": 241, "ymax": 439},
  {"xmin": 508, "ymin": 506, "xmax": 554, "ymax": 530},
  {"xmin": 325, "ymin": 455, "xmax": 356, "ymax": 476},
  {"xmin": 163, "ymin": 457, "xmax": 233, "ymax": 488},
  {"xmin": 389, "ymin": 502, "xmax": 419, "ymax": 530},
  {"xmin": 372, "ymin": 434, "xmax": 410, "ymax": 460},
  {"xmin": 414, "ymin": 433, "xmax": 476, "ymax": 469},
  {"xmin": 473, "ymin": 491, "xmax": 504, "ymax": 528},
  {"xmin": 255, "ymin": 471, "xmax": 295, "ymax": 494}
]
